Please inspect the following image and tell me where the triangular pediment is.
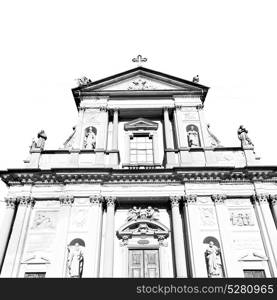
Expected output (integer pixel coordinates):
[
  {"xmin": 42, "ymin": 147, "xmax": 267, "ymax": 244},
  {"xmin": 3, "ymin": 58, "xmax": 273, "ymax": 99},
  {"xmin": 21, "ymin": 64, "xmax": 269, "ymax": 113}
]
[
  {"xmin": 238, "ymin": 252, "xmax": 267, "ymax": 261},
  {"xmin": 22, "ymin": 255, "xmax": 51, "ymax": 264},
  {"xmin": 124, "ymin": 118, "xmax": 158, "ymax": 131},
  {"xmin": 73, "ymin": 67, "xmax": 208, "ymax": 92}
]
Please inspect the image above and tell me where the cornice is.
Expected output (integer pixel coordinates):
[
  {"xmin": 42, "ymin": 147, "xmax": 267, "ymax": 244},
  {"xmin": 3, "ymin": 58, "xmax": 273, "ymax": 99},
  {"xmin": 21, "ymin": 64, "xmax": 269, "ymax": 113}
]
[{"xmin": 1, "ymin": 166, "xmax": 277, "ymax": 186}]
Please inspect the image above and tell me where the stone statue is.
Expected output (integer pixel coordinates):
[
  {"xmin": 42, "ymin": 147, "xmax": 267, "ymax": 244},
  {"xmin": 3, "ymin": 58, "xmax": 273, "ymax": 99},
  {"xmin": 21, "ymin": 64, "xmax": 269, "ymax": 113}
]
[
  {"xmin": 63, "ymin": 126, "xmax": 76, "ymax": 149},
  {"xmin": 83, "ymin": 127, "xmax": 96, "ymax": 149},
  {"xmin": 30, "ymin": 130, "xmax": 47, "ymax": 151},
  {"xmin": 237, "ymin": 125, "xmax": 254, "ymax": 147},
  {"xmin": 187, "ymin": 125, "xmax": 200, "ymax": 147},
  {"xmin": 193, "ymin": 75, "xmax": 199, "ymax": 83},
  {"xmin": 127, "ymin": 206, "xmax": 140, "ymax": 221},
  {"xmin": 205, "ymin": 241, "xmax": 222, "ymax": 277},
  {"xmin": 67, "ymin": 242, "xmax": 84, "ymax": 278},
  {"xmin": 127, "ymin": 206, "xmax": 159, "ymax": 222},
  {"xmin": 76, "ymin": 76, "xmax": 92, "ymax": 87},
  {"xmin": 207, "ymin": 124, "xmax": 221, "ymax": 147}
]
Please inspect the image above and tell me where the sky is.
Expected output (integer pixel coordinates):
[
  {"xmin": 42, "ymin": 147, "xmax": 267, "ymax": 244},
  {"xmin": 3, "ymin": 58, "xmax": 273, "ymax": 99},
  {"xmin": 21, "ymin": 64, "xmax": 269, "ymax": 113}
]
[{"xmin": 0, "ymin": 0, "xmax": 277, "ymax": 201}]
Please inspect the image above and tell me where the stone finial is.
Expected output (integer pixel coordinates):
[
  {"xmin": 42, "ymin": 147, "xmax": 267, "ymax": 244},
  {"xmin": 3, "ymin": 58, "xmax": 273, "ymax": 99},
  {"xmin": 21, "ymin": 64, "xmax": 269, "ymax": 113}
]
[{"xmin": 237, "ymin": 125, "xmax": 254, "ymax": 148}]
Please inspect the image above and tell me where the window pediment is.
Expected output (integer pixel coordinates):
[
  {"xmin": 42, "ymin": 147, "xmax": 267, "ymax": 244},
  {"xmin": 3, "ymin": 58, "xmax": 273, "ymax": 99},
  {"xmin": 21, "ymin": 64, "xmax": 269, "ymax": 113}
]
[{"xmin": 124, "ymin": 118, "xmax": 158, "ymax": 131}]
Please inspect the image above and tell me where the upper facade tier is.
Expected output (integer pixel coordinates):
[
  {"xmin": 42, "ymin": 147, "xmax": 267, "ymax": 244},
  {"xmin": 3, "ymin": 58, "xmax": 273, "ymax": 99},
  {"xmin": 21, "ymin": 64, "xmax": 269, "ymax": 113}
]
[{"xmin": 7, "ymin": 67, "xmax": 262, "ymax": 170}]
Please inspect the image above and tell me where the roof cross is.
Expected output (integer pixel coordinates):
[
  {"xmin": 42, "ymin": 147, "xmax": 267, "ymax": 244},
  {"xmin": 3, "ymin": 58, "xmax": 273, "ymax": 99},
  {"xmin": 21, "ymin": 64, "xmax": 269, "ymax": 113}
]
[{"xmin": 132, "ymin": 55, "xmax": 147, "ymax": 66}]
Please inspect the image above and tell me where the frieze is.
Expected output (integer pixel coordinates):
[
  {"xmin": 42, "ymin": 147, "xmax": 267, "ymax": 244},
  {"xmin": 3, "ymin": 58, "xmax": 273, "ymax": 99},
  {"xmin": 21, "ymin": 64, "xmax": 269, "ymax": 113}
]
[{"xmin": 1, "ymin": 168, "xmax": 277, "ymax": 186}]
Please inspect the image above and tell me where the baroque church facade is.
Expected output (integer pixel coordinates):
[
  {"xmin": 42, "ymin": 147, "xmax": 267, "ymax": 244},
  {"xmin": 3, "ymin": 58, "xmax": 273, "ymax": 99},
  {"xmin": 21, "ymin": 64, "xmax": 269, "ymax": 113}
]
[{"xmin": 0, "ymin": 65, "xmax": 277, "ymax": 278}]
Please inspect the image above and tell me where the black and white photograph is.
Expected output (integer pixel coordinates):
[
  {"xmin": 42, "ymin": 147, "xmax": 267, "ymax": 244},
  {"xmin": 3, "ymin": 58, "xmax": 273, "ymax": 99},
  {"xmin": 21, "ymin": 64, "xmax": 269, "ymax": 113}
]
[{"xmin": 0, "ymin": 0, "xmax": 276, "ymax": 298}]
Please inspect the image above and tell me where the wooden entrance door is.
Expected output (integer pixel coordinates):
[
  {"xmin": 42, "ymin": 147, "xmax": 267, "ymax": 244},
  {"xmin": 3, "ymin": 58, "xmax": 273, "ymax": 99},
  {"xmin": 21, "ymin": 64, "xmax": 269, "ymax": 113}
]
[{"xmin": 129, "ymin": 249, "xmax": 160, "ymax": 278}]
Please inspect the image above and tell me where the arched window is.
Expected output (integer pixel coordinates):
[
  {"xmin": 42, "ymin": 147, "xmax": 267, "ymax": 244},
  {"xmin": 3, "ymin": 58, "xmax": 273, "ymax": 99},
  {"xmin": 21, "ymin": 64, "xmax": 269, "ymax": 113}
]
[{"xmin": 186, "ymin": 124, "xmax": 200, "ymax": 147}]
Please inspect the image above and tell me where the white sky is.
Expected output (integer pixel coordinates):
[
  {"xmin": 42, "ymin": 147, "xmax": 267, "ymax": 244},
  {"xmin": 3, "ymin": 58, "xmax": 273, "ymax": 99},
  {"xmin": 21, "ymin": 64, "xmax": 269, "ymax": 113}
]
[{"xmin": 0, "ymin": 0, "xmax": 277, "ymax": 200}]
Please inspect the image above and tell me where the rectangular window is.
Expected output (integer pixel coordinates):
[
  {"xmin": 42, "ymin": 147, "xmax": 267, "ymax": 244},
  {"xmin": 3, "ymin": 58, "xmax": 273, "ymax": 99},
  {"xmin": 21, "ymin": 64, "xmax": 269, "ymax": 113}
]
[
  {"xmin": 128, "ymin": 249, "xmax": 159, "ymax": 278},
  {"xmin": 243, "ymin": 269, "xmax": 266, "ymax": 278},
  {"xmin": 24, "ymin": 272, "xmax": 46, "ymax": 278},
  {"xmin": 129, "ymin": 136, "xmax": 153, "ymax": 164}
]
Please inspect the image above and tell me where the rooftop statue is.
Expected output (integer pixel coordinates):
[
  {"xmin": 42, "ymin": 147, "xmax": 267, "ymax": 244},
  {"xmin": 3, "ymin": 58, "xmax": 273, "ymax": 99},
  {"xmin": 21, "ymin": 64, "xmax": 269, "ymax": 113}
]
[
  {"xmin": 237, "ymin": 125, "xmax": 254, "ymax": 147},
  {"xmin": 76, "ymin": 76, "xmax": 92, "ymax": 87},
  {"xmin": 30, "ymin": 130, "xmax": 47, "ymax": 151},
  {"xmin": 193, "ymin": 75, "xmax": 199, "ymax": 83}
]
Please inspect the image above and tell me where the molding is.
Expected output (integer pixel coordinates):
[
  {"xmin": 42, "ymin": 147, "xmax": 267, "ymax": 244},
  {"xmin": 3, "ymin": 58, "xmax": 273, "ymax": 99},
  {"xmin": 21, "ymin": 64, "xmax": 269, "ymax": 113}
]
[{"xmin": 1, "ymin": 166, "xmax": 277, "ymax": 186}]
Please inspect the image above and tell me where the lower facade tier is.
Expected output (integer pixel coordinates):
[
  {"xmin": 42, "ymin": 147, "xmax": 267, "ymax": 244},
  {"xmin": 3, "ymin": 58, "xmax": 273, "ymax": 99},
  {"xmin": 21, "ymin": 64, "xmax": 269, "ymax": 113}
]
[{"xmin": 1, "ymin": 183, "xmax": 277, "ymax": 278}]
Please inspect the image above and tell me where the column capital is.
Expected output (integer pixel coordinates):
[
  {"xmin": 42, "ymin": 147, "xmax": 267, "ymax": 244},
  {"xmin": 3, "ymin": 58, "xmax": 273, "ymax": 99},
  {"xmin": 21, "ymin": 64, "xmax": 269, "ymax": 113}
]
[
  {"xmin": 170, "ymin": 195, "xmax": 181, "ymax": 207},
  {"xmin": 211, "ymin": 194, "xmax": 227, "ymax": 204},
  {"xmin": 89, "ymin": 194, "xmax": 103, "ymax": 205},
  {"xmin": 105, "ymin": 196, "xmax": 116, "ymax": 207},
  {"xmin": 59, "ymin": 195, "xmax": 74, "ymax": 206},
  {"xmin": 254, "ymin": 193, "xmax": 270, "ymax": 204},
  {"xmin": 270, "ymin": 194, "xmax": 277, "ymax": 206},
  {"xmin": 184, "ymin": 194, "xmax": 197, "ymax": 204},
  {"xmin": 4, "ymin": 197, "xmax": 17, "ymax": 209},
  {"xmin": 17, "ymin": 196, "xmax": 35, "ymax": 207},
  {"xmin": 196, "ymin": 104, "xmax": 204, "ymax": 110},
  {"xmin": 174, "ymin": 104, "xmax": 183, "ymax": 110}
]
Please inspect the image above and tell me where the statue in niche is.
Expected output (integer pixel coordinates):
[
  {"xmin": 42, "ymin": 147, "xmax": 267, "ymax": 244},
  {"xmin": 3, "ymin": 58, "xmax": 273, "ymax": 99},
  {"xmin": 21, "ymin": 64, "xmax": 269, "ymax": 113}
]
[
  {"xmin": 187, "ymin": 125, "xmax": 200, "ymax": 147},
  {"xmin": 67, "ymin": 241, "xmax": 85, "ymax": 278},
  {"xmin": 237, "ymin": 125, "xmax": 254, "ymax": 147},
  {"xmin": 30, "ymin": 130, "xmax": 47, "ymax": 151},
  {"xmin": 205, "ymin": 241, "xmax": 222, "ymax": 278},
  {"xmin": 63, "ymin": 126, "xmax": 76, "ymax": 149},
  {"xmin": 127, "ymin": 206, "xmax": 159, "ymax": 222},
  {"xmin": 83, "ymin": 126, "xmax": 96, "ymax": 149}
]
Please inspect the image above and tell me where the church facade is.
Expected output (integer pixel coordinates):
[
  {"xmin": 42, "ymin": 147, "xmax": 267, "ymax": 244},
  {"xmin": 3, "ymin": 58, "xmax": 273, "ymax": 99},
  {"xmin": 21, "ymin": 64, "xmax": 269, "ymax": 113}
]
[{"xmin": 0, "ymin": 66, "xmax": 277, "ymax": 278}]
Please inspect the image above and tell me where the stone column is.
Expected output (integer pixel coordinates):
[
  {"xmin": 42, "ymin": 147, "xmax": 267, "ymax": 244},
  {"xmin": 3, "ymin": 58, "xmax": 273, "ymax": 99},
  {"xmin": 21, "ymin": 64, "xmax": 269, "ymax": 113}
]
[
  {"xmin": 0, "ymin": 197, "xmax": 17, "ymax": 271},
  {"xmin": 254, "ymin": 194, "xmax": 277, "ymax": 276},
  {"xmin": 82, "ymin": 195, "xmax": 103, "ymax": 277},
  {"xmin": 170, "ymin": 196, "xmax": 187, "ymax": 277},
  {"xmin": 163, "ymin": 107, "xmax": 176, "ymax": 166},
  {"xmin": 110, "ymin": 108, "xmax": 119, "ymax": 165},
  {"xmin": 112, "ymin": 108, "xmax": 119, "ymax": 150},
  {"xmin": 182, "ymin": 195, "xmax": 197, "ymax": 277},
  {"xmin": 212, "ymin": 194, "xmax": 244, "ymax": 277},
  {"xmin": 0, "ymin": 196, "xmax": 34, "ymax": 277},
  {"xmin": 47, "ymin": 195, "xmax": 74, "ymax": 277},
  {"xmin": 270, "ymin": 195, "xmax": 277, "ymax": 227},
  {"xmin": 103, "ymin": 196, "xmax": 116, "ymax": 277}
]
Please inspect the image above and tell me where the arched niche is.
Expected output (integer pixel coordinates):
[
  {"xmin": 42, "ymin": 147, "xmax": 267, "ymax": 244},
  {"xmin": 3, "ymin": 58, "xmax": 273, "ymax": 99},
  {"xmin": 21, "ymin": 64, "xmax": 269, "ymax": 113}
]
[
  {"xmin": 83, "ymin": 126, "xmax": 97, "ymax": 149},
  {"xmin": 66, "ymin": 238, "xmax": 85, "ymax": 278},
  {"xmin": 203, "ymin": 236, "xmax": 224, "ymax": 278},
  {"xmin": 186, "ymin": 124, "xmax": 201, "ymax": 147}
]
